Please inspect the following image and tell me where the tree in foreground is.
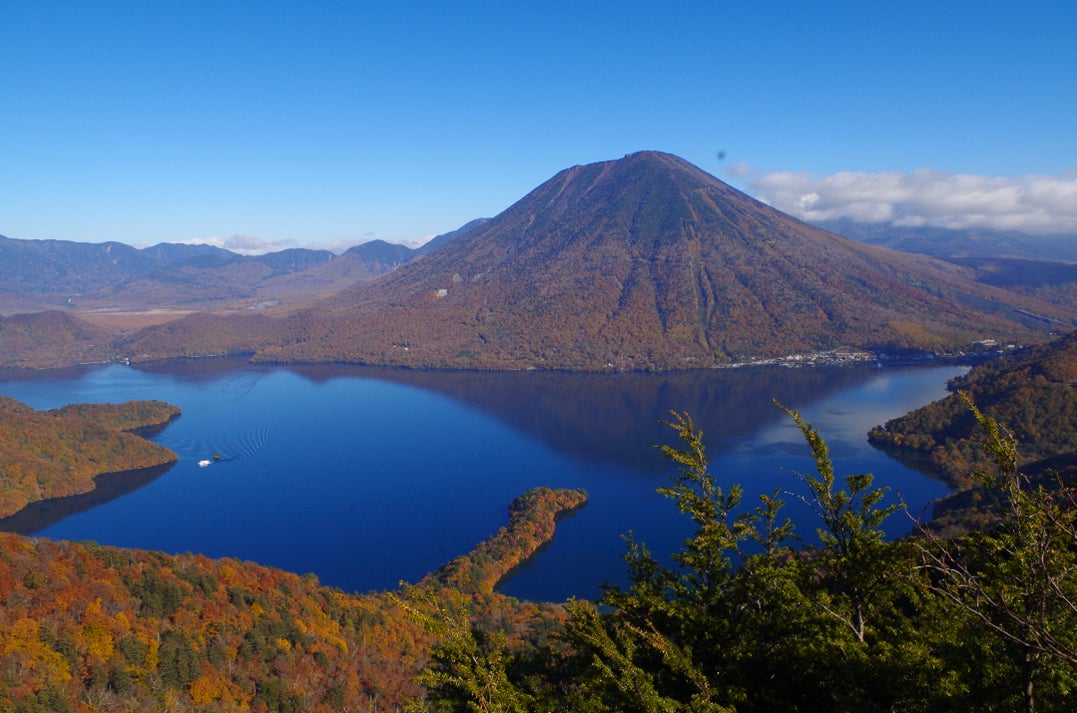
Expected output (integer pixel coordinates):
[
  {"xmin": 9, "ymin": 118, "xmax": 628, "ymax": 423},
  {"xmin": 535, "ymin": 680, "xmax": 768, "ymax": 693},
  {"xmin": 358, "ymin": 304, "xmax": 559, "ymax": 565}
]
[
  {"xmin": 916, "ymin": 392, "xmax": 1077, "ymax": 713},
  {"xmin": 558, "ymin": 407, "xmax": 955, "ymax": 712}
]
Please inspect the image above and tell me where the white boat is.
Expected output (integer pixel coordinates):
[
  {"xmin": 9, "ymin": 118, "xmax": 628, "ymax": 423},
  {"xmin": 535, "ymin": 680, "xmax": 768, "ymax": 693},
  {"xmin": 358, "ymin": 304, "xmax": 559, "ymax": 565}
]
[{"xmin": 198, "ymin": 459, "xmax": 211, "ymax": 467}]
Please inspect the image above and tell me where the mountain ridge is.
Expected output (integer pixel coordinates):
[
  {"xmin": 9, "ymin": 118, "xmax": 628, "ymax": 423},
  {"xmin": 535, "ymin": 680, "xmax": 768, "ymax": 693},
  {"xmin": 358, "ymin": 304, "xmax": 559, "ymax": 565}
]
[
  {"xmin": 0, "ymin": 234, "xmax": 422, "ymax": 315},
  {"xmin": 815, "ymin": 217, "xmax": 1077, "ymax": 263}
]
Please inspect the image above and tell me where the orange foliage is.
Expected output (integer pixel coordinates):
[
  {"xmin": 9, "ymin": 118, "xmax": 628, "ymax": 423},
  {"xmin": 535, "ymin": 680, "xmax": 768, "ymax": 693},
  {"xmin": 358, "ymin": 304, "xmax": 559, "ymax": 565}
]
[
  {"xmin": 422, "ymin": 487, "xmax": 588, "ymax": 594},
  {"xmin": 0, "ymin": 487, "xmax": 584, "ymax": 711},
  {"xmin": 0, "ymin": 397, "xmax": 179, "ymax": 518}
]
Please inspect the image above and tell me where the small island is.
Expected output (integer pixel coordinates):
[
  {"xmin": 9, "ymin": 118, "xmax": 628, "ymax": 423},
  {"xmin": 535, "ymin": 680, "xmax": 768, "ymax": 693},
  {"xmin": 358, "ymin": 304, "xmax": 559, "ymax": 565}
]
[{"xmin": 0, "ymin": 396, "xmax": 180, "ymax": 519}]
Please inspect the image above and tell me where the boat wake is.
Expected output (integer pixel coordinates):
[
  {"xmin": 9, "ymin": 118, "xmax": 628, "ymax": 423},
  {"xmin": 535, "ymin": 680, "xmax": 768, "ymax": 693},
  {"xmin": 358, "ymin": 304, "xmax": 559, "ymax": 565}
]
[{"xmin": 154, "ymin": 408, "xmax": 282, "ymax": 464}]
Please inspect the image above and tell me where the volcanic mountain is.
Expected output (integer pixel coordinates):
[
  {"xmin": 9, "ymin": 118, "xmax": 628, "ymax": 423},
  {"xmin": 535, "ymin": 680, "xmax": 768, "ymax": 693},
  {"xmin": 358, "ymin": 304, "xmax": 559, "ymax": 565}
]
[{"xmin": 151, "ymin": 152, "xmax": 1074, "ymax": 370}]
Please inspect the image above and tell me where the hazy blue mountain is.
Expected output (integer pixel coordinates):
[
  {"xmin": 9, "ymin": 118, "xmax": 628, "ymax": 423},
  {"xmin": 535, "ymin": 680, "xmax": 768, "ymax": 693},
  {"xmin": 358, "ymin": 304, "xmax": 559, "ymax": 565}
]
[{"xmin": 815, "ymin": 218, "xmax": 1077, "ymax": 262}]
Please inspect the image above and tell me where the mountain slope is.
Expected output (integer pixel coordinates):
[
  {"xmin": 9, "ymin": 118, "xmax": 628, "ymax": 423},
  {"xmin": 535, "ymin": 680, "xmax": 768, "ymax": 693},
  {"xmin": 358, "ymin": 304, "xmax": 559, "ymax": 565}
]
[
  {"xmin": 415, "ymin": 217, "xmax": 489, "ymax": 256},
  {"xmin": 869, "ymin": 330, "xmax": 1077, "ymax": 489},
  {"xmin": 254, "ymin": 151, "xmax": 1075, "ymax": 370},
  {"xmin": 0, "ymin": 311, "xmax": 119, "ymax": 368}
]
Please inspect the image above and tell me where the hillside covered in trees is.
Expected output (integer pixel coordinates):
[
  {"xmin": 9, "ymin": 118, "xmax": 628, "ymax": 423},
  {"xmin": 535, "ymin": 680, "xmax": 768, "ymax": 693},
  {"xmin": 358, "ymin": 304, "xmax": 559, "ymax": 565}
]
[
  {"xmin": 0, "ymin": 397, "xmax": 180, "ymax": 518},
  {"xmin": 0, "ymin": 487, "xmax": 584, "ymax": 712},
  {"xmin": 867, "ymin": 331, "xmax": 1077, "ymax": 533},
  {"xmin": 869, "ymin": 331, "xmax": 1076, "ymax": 486}
]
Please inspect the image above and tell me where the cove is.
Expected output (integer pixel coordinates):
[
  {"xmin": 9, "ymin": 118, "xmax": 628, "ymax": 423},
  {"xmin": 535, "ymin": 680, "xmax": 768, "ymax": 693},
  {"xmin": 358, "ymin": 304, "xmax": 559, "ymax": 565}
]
[{"xmin": 0, "ymin": 358, "xmax": 963, "ymax": 602}]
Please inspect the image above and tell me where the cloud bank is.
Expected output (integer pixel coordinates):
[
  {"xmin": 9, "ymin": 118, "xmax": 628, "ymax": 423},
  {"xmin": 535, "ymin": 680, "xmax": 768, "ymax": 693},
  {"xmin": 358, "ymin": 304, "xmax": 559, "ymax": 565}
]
[
  {"xmin": 745, "ymin": 168, "xmax": 1077, "ymax": 235},
  {"xmin": 178, "ymin": 234, "xmax": 300, "ymax": 256},
  {"xmin": 177, "ymin": 234, "xmax": 418, "ymax": 255}
]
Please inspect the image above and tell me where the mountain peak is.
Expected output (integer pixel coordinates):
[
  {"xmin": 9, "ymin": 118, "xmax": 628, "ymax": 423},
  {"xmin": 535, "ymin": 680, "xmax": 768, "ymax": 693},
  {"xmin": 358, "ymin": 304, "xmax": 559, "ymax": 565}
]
[
  {"xmin": 266, "ymin": 152, "xmax": 1074, "ymax": 370},
  {"xmin": 577, "ymin": 150, "xmax": 726, "ymax": 184}
]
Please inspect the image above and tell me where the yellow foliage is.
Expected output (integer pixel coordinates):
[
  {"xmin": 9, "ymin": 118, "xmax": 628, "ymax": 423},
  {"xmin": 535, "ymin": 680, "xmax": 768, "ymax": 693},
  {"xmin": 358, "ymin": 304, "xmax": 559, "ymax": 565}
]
[
  {"xmin": 145, "ymin": 636, "xmax": 160, "ymax": 672},
  {"xmin": 0, "ymin": 617, "xmax": 73, "ymax": 691},
  {"xmin": 188, "ymin": 666, "xmax": 245, "ymax": 707},
  {"xmin": 113, "ymin": 611, "xmax": 130, "ymax": 630},
  {"xmin": 78, "ymin": 620, "xmax": 114, "ymax": 660},
  {"xmin": 219, "ymin": 564, "xmax": 237, "ymax": 585}
]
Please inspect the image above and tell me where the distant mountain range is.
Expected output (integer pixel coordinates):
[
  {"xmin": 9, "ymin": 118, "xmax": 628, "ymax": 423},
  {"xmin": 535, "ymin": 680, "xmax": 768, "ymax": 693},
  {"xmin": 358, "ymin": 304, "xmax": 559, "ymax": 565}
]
[
  {"xmin": 0, "ymin": 235, "xmax": 325, "ymax": 310},
  {"xmin": 0, "ymin": 221, "xmax": 489, "ymax": 315},
  {"xmin": 814, "ymin": 218, "xmax": 1077, "ymax": 263},
  {"xmin": 2, "ymin": 151, "xmax": 1075, "ymax": 370},
  {"xmin": 814, "ymin": 219, "xmax": 1077, "ymax": 309}
]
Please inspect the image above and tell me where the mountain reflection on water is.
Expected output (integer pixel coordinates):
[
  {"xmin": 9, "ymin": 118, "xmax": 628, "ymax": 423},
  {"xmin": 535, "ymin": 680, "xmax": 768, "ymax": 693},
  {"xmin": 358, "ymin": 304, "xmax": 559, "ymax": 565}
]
[
  {"xmin": 285, "ymin": 362, "xmax": 876, "ymax": 472},
  {"xmin": 0, "ymin": 357, "xmax": 964, "ymax": 601}
]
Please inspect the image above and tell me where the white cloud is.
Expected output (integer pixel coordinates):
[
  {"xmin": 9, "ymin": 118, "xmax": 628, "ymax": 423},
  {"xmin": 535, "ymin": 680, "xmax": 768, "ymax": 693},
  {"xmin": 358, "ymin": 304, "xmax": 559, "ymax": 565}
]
[
  {"xmin": 179, "ymin": 234, "xmax": 298, "ymax": 256},
  {"xmin": 305, "ymin": 239, "xmax": 367, "ymax": 254},
  {"xmin": 177, "ymin": 234, "xmax": 430, "ymax": 256},
  {"xmin": 749, "ymin": 169, "xmax": 1077, "ymax": 235},
  {"xmin": 398, "ymin": 234, "xmax": 437, "ymax": 248}
]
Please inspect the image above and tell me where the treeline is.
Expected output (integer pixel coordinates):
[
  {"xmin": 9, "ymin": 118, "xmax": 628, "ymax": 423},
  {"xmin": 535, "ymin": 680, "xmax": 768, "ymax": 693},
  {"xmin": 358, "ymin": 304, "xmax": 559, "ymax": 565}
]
[
  {"xmin": 413, "ymin": 405, "xmax": 1077, "ymax": 713},
  {"xmin": 0, "ymin": 397, "xmax": 180, "ymax": 518}
]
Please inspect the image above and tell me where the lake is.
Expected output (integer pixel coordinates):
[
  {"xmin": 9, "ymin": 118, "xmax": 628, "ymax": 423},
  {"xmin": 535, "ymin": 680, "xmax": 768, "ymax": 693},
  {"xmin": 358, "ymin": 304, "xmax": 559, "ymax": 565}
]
[{"xmin": 0, "ymin": 358, "xmax": 963, "ymax": 601}]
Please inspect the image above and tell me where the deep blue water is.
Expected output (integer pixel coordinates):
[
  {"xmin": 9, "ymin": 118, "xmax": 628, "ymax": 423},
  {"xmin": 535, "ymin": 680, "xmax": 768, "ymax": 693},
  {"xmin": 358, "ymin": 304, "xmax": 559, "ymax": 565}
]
[{"xmin": 0, "ymin": 358, "xmax": 962, "ymax": 601}]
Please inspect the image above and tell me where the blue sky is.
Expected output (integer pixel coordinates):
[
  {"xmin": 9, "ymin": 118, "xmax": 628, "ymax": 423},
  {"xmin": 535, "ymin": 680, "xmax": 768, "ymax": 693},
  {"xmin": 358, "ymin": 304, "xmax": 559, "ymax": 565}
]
[{"xmin": 3, "ymin": 1, "xmax": 1075, "ymax": 252}]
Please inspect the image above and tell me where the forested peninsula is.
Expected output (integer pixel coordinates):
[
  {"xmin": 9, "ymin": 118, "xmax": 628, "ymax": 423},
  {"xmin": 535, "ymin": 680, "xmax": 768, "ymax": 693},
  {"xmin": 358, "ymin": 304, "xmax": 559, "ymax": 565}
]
[
  {"xmin": 422, "ymin": 487, "xmax": 588, "ymax": 594},
  {"xmin": 0, "ymin": 397, "xmax": 180, "ymax": 519}
]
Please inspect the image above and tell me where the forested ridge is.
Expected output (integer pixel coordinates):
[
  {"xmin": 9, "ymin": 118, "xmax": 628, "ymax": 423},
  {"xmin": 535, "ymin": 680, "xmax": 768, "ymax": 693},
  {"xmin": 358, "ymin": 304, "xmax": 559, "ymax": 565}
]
[
  {"xmin": 868, "ymin": 331, "xmax": 1077, "ymax": 533},
  {"xmin": 422, "ymin": 487, "xmax": 588, "ymax": 594},
  {"xmin": 0, "ymin": 397, "xmax": 180, "ymax": 519}
]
